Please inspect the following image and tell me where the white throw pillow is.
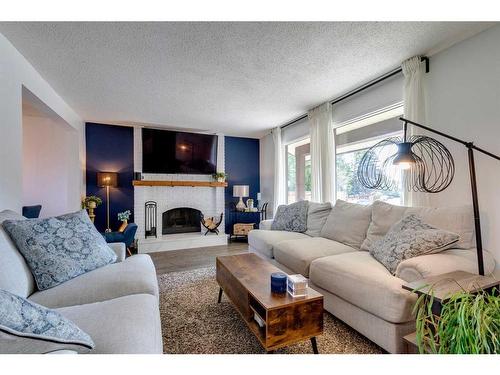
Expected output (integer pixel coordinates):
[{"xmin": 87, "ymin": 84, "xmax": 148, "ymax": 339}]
[
  {"xmin": 305, "ymin": 202, "xmax": 332, "ymax": 237},
  {"xmin": 320, "ymin": 200, "xmax": 372, "ymax": 249}
]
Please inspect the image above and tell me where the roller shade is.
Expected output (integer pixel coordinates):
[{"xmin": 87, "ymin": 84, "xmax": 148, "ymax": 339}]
[
  {"xmin": 332, "ymin": 73, "xmax": 404, "ymax": 126},
  {"xmin": 282, "ymin": 117, "xmax": 309, "ymax": 144},
  {"xmin": 336, "ymin": 116, "xmax": 403, "ymax": 147}
]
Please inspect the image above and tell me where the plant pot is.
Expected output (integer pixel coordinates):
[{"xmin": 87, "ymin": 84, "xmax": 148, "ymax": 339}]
[
  {"xmin": 87, "ymin": 201, "xmax": 97, "ymax": 209},
  {"xmin": 217, "ymin": 177, "xmax": 225, "ymax": 183}
]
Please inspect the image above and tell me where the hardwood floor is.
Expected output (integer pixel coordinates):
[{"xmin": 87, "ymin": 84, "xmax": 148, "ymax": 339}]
[{"xmin": 149, "ymin": 241, "xmax": 249, "ymax": 274}]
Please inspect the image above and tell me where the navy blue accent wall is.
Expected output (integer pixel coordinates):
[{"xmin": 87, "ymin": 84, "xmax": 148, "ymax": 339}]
[
  {"xmin": 224, "ymin": 136, "xmax": 260, "ymax": 233},
  {"xmin": 85, "ymin": 123, "xmax": 134, "ymax": 232}
]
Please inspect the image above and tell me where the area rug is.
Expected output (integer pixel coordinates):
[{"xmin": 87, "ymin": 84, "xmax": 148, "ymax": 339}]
[{"xmin": 158, "ymin": 266, "xmax": 383, "ymax": 354}]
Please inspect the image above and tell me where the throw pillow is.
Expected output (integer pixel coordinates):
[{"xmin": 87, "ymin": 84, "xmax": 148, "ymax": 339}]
[
  {"xmin": 320, "ymin": 200, "xmax": 372, "ymax": 249},
  {"xmin": 361, "ymin": 200, "xmax": 474, "ymax": 251},
  {"xmin": 271, "ymin": 201, "xmax": 309, "ymax": 232},
  {"xmin": 0, "ymin": 289, "xmax": 94, "ymax": 354},
  {"xmin": 3, "ymin": 210, "xmax": 117, "ymax": 291},
  {"xmin": 370, "ymin": 214, "xmax": 460, "ymax": 274},
  {"xmin": 305, "ymin": 202, "xmax": 332, "ymax": 237}
]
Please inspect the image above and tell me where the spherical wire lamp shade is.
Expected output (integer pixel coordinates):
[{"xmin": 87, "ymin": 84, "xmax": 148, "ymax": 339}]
[{"xmin": 357, "ymin": 134, "xmax": 455, "ymax": 193}]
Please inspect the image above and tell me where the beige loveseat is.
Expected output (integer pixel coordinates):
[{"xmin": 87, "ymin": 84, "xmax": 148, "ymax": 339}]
[
  {"xmin": 248, "ymin": 200, "xmax": 496, "ymax": 353},
  {"xmin": 0, "ymin": 209, "xmax": 163, "ymax": 354}
]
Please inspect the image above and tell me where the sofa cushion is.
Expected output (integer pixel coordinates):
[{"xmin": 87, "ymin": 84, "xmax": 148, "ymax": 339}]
[
  {"xmin": 0, "ymin": 210, "xmax": 36, "ymax": 298},
  {"xmin": 274, "ymin": 237, "xmax": 356, "ymax": 277},
  {"xmin": 3, "ymin": 210, "xmax": 117, "ymax": 291},
  {"xmin": 56, "ymin": 294, "xmax": 162, "ymax": 354},
  {"xmin": 361, "ymin": 200, "xmax": 474, "ymax": 251},
  {"xmin": 320, "ymin": 200, "xmax": 372, "ymax": 249},
  {"xmin": 248, "ymin": 230, "xmax": 309, "ymax": 258},
  {"xmin": 29, "ymin": 254, "xmax": 158, "ymax": 308},
  {"xmin": 370, "ymin": 215, "xmax": 459, "ymax": 274},
  {"xmin": 271, "ymin": 201, "xmax": 309, "ymax": 232},
  {"xmin": 0, "ymin": 289, "xmax": 94, "ymax": 354},
  {"xmin": 396, "ymin": 248, "xmax": 497, "ymax": 282},
  {"xmin": 309, "ymin": 252, "xmax": 417, "ymax": 323},
  {"xmin": 305, "ymin": 202, "xmax": 332, "ymax": 237}
]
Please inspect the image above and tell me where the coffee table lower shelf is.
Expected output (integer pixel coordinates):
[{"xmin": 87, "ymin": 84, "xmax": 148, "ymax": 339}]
[{"xmin": 216, "ymin": 254, "xmax": 323, "ymax": 353}]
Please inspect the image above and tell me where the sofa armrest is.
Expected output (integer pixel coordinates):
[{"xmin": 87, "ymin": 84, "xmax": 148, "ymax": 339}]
[
  {"xmin": 259, "ymin": 219, "xmax": 273, "ymax": 230},
  {"xmin": 108, "ymin": 242, "xmax": 126, "ymax": 262},
  {"xmin": 395, "ymin": 248, "xmax": 496, "ymax": 283}
]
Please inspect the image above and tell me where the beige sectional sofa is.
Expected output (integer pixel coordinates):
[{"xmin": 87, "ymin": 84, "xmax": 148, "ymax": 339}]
[
  {"xmin": 0, "ymin": 209, "xmax": 163, "ymax": 354},
  {"xmin": 249, "ymin": 200, "xmax": 496, "ymax": 353}
]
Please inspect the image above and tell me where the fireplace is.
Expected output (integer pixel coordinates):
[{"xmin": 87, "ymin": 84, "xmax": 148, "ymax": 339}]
[{"xmin": 162, "ymin": 207, "xmax": 201, "ymax": 235}]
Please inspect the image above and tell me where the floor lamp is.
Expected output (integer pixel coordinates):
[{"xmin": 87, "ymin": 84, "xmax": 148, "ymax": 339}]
[
  {"xmin": 357, "ymin": 117, "xmax": 500, "ymax": 275},
  {"xmin": 97, "ymin": 172, "xmax": 118, "ymax": 233}
]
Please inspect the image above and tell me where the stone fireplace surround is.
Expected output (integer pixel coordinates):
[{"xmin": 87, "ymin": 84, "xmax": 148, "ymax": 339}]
[{"xmin": 133, "ymin": 128, "xmax": 227, "ymax": 253}]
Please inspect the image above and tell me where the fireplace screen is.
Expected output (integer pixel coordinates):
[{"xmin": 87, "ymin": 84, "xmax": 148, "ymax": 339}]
[{"xmin": 162, "ymin": 207, "xmax": 201, "ymax": 235}]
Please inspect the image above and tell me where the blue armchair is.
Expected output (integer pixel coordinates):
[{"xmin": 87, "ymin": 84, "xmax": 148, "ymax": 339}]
[
  {"xmin": 22, "ymin": 205, "xmax": 42, "ymax": 218},
  {"xmin": 103, "ymin": 223, "xmax": 138, "ymax": 257}
]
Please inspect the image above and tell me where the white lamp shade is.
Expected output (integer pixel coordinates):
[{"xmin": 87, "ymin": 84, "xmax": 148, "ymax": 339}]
[{"xmin": 233, "ymin": 185, "xmax": 249, "ymax": 197}]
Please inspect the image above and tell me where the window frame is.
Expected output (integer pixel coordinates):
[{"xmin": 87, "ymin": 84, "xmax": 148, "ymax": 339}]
[
  {"xmin": 334, "ymin": 103, "xmax": 405, "ymax": 205},
  {"xmin": 284, "ymin": 135, "xmax": 311, "ymax": 204}
]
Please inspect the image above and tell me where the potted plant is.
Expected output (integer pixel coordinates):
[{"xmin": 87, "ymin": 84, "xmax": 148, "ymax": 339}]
[
  {"xmin": 212, "ymin": 172, "xmax": 227, "ymax": 183},
  {"xmin": 413, "ymin": 288, "xmax": 500, "ymax": 353},
  {"xmin": 82, "ymin": 195, "xmax": 102, "ymax": 209},
  {"xmin": 117, "ymin": 210, "xmax": 132, "ymax": 232}
]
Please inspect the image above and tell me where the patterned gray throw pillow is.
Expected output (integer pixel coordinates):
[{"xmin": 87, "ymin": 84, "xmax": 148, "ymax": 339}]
[
  {"xmin": 2, "ymin": 210, "xmax": 117, "ymax": 291},
  {"xmin": 0, "ymin": 289, "xmax": 94, "ymax": 354},
  {"xmin": 271, "ymin": 200, "xmax": 309, "ymax": 232},
  {"xmin": 370, "ymin": 214, "xmax": 459, "ymax": 274}
]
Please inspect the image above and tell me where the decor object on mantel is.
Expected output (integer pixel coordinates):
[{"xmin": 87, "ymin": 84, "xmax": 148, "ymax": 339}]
[
  {"xmin": 233, "ymin": 185, "xmax": 249, "ymax": 211},
  {"xmin": 117, "ymin": 210, "xmax": 132, "ymax": 232},
  {"xmin": 358, "ymin": 117, "xmax": 500, "ymax": 275},
  {"xmin": 201, "ymin": 213, "xmax": 224, "ymax": 235},
  {"xmin": 97, "ymin": 172, "xmax": 118, "ymax": 233},
  {"xmin": 402, "ymin": 271, "xmax": 500, "ymax": 354},
  {"xmin": 144, "ymin": 201, "xmax": 157, "ymax": 239},
  {"xmin": 82, "ymin": 195, "xmax": 102, "ymax": 223},
  {"xmin": 212, "ymin": 172, "xmax": 227, "ymax": 183}
]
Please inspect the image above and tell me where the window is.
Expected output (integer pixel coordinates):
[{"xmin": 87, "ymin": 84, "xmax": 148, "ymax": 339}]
[
  {"xmin": 335, "ymin": 107, "xmax": 404, "ymax": 205},
  {"xmin": 286, "ymin": 138, "xmax": 311, "ymax": 204}
]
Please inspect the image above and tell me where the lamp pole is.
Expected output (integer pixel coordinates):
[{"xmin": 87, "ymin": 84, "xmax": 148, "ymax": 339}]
[
  {"xmin": 401, "ymin": 118, "xmax": 500, "ymax": 275},
  {"xmin": 106, "ymin": 185, "xmax": 111, "ymax": 233}
]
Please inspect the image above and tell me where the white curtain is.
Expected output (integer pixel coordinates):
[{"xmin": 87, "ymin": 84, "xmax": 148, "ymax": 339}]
[
  {"xmin": 309, "ymin": 102, "xmax": 336, "ymax": 203},
  {"xmin": 272, "ymin": 127, "xmax": 286, "ymax": 213},
  {"xmin": 402, "ymin": 56, "xmax": 429, "ymax": 207}
]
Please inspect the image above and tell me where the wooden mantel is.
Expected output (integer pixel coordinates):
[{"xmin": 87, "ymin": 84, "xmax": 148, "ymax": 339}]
[{"xmin": 132, "ymin": 180, "xmax": 228, "ymax": 188}]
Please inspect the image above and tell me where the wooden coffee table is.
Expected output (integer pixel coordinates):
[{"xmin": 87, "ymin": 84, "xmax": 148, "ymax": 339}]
[{"xmin": 216, "ymin": 253, "xmax": 323, "ymax": 353}]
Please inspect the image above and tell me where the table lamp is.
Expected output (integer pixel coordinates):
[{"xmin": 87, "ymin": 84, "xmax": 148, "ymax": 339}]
[
  {"xmin": 233, "ymin": 185, "xmax": 249, "ymax": 211},
  {"xmin": 97, "ymin": 172, "xmax": 118, "ymax": 232}
]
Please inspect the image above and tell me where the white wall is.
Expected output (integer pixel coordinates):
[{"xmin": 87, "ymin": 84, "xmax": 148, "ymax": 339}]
[
  {"xmin": 259, "ymin": 133, "xmax": 275, "ymax": 217},
  {"xmin": 23, "ymin": 115, "xmax": 81, "ymax": 217},
  {"xmin": 0, "ymin": 33, "xmax": 84, "ymax": 212},
  {"xmin": 425, "ymin": 25, "xmax": 500, "ymax": 269}
]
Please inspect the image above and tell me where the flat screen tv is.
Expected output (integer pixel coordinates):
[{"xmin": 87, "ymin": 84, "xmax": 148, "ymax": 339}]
[{"xmin": 142, "ymin": 128, "xmax": 218, "ymax": 174}]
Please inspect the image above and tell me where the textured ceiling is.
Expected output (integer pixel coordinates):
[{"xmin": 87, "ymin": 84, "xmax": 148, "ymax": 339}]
[{"xmin": 0, "ymin": 22, "xmax": 494, "ymax": 137}]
